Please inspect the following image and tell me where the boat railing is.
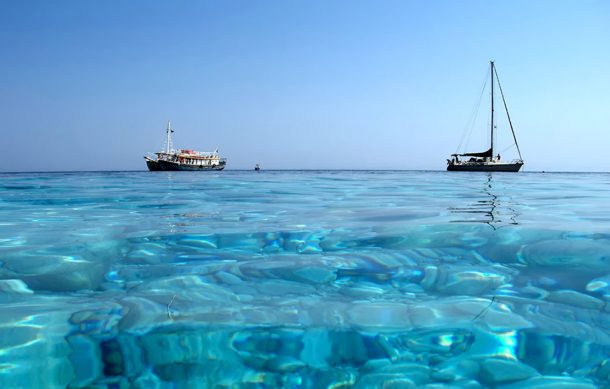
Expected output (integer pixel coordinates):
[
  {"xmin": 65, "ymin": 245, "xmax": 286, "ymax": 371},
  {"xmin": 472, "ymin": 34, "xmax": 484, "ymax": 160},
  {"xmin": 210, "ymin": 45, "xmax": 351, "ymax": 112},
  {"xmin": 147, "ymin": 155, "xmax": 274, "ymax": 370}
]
[
  {"xmin": 178, "ymin": 150, "xmax": 219, "ymax": 156},
  {"xmin": 450, "ymin": 158, "xmax": 523, "ymax": 165}
]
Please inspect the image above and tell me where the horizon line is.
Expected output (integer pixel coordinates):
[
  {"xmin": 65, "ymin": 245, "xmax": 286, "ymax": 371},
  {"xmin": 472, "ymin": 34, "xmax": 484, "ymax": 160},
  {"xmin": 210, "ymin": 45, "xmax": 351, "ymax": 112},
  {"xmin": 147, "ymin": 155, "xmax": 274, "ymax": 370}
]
[{"xmin": 1, "ymin": 169, "xmax": 608, "ymax": 174}]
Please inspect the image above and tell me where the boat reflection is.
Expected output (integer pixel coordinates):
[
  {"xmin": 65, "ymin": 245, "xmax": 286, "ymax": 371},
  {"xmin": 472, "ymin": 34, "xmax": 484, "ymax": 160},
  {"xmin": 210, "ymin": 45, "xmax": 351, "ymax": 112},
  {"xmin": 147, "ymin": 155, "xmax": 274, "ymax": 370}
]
[{"xmin": 449, "ymin": 173, "xmax": 519, "ymax": 229}]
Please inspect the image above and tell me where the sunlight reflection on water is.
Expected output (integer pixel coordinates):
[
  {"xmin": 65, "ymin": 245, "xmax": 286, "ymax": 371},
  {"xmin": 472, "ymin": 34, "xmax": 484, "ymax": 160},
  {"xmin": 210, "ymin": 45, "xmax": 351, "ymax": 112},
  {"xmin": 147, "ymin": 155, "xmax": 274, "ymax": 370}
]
[{"xmin": 0, "ymin": 171, "xmax": 609, "ymax": 387}]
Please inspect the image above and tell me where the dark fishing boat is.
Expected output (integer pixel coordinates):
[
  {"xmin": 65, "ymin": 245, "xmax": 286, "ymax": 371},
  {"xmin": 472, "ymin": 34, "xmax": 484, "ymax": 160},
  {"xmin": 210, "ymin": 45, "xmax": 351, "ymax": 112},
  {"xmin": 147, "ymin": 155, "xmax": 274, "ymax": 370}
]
[
  {"xmin": 144, "ymin": 122, "xmax": 226, "ymax": 171},
  {"xmin": 447, "ymin": 61, "xmax": 524, "ymax": 172}
]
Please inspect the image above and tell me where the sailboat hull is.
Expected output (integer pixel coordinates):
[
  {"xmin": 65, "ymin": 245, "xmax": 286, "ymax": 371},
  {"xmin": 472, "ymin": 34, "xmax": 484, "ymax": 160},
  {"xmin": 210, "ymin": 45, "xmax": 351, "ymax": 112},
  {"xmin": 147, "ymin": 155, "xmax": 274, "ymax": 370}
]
[{"xmin": 447, "ymin": 162, "xmax": 523, "ymax": 172}]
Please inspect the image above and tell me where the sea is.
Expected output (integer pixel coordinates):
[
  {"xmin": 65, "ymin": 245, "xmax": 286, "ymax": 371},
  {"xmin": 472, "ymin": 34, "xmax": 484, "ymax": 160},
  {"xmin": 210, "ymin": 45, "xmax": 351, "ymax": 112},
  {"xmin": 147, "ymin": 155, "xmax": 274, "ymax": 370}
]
[{"xmin": 1, "ymin": 170, "xmax": 609, "ymax": 388}]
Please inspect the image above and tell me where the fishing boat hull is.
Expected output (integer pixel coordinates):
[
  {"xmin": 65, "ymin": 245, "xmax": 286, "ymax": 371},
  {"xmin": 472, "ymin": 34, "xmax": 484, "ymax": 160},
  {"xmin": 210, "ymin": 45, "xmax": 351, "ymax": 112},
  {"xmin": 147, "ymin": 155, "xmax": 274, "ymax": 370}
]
[
  {"xmin": 157, "ymin": 160, "xmax": 225, "ymax": 171},
  {"xmin": 144, "ymin": 157, "xmax": 162, "ymax": 171},
  {"xmin": 447, "ymin": 162, "xmax": 523, "ymax": 172}
]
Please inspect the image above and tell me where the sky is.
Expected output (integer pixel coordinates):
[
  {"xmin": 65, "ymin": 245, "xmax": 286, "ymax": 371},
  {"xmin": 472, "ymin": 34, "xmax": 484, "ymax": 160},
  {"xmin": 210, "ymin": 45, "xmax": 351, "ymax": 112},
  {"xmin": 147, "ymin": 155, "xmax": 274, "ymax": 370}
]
[{"xmin": 1, "ymin": 0, "xmax": 609, "ymax": 172}]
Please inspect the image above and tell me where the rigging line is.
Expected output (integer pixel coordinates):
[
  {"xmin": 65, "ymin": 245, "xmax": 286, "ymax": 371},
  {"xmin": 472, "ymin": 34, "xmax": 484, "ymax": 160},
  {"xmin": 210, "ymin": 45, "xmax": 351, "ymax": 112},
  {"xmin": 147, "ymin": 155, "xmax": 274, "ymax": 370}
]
[
  {"xmin": 494, "ymin": 66, "xmax": 523, "ymax": 160},
  {"xmin": 499, "ymin": 144, "xmax": 516, "ymax": 154},
  {"xmin": 457, "ymin": 96, "xmax": 479, "ymax": 152},
  {"xmin": 458, "ymin": 68, "xmax": 489, "ymax": 152},
  {"xmin": 456, "ymin": 68, "xmax": 489, "ymax": 153},
  {"xmin": 463, "ymin": 89, "xmax": 485, "ymax": 153}
]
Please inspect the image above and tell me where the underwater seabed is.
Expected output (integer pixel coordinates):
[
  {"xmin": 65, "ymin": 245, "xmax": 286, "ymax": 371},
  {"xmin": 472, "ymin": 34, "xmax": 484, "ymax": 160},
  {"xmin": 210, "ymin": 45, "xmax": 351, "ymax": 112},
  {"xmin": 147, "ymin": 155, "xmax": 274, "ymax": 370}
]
[{"xmin": 1, "ymin": 171, "xmax": 610, "ymax": 388}]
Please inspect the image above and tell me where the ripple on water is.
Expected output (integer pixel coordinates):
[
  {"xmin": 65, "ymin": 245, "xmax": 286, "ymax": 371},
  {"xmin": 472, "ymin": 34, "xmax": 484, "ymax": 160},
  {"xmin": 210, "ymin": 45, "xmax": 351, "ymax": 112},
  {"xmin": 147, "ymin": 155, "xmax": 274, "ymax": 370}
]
[{"xmin": 2, "ymin": 171, "xmax": 610, "ymax": 387}]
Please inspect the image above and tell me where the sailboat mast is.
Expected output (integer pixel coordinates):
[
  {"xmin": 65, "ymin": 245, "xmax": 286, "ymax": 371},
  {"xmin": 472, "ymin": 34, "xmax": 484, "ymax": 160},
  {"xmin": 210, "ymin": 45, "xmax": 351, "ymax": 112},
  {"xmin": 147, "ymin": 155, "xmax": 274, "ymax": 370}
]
[{"xmin": 490, "ymin": 61, "xmax": 494, "ymax": 159}]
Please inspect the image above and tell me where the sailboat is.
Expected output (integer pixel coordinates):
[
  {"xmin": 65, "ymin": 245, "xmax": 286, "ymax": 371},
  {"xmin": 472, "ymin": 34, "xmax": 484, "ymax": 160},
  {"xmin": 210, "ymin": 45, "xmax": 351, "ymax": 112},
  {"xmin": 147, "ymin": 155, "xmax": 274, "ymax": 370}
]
[{"xmin": 447, "ymin": 61, "xmax": 524, "ymax": 172}]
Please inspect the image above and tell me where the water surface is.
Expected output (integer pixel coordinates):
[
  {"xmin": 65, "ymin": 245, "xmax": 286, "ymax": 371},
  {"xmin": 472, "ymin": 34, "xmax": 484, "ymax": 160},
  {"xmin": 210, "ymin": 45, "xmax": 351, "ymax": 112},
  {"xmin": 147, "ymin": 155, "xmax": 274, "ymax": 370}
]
[{"xmin": 1, "ymin": 171, "xmax": 609, "ymax": 388}]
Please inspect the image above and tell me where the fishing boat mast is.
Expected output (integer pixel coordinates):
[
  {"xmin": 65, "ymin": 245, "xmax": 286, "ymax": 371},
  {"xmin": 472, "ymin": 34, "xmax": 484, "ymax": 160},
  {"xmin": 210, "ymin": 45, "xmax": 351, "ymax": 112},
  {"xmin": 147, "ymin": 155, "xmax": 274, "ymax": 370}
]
[{"xmin": 164, "ymin": 121, "xmax": 174, "ymax": 153}]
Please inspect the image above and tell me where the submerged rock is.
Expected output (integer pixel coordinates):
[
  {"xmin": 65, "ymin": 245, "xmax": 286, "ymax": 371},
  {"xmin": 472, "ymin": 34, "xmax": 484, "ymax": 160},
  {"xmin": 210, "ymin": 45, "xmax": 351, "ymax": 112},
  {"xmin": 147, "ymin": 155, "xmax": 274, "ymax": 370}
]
[
  {"xmin": 362, "ymin": 358, "xmax": 393, "ymax": 372},
  {"xmin": 521, "ymin": 240, "xmax": 610, "ymax": 270},
  {"xmin": 586, "ymin": 274, "xmax": 610, "ymax": 295},
  {"xmin": 131, "ymin": 370, "xmax": 169, "ymax": 389},
  {"xmin": 515, "ymin": 330, "xmax": 608, "ymax": 375},
  {"xmin": 546, "ymin": 290, "xmax": 604, "ymax": 310},
  {"xmin": 379, "ymin": 363, "xmax": 430, "ymax": 385},
  {"xmin": 67, "ymin": 335, "xmax": 103, "ymax": 387},
  {"xmin": 291, "ymin": 266, "xmax": 337, "ymax": 284},
  {"xmin": 300, "ymin": 329, "xmax": 332, "ymax": 368},
  {"xmin": 478, "ymin": 358, "xmax": 539, "ymax": 385},
  {"xmin": 176, "ymin": 234, "xmax": 218, "ymax": 250},
  {"xmin": 439, "ymin": 270, "xmax": 509, "ymax": 295},
  {"xmin": 421, "ymin": 266, "xmax": 439, "ymax": 290},
  {"xmin": 347, "ymin": 303, "xmax": 410, "ymax": 328},
  {"xmin": 354, "ymin": 373, "xmax": 416, "ymax": 389},
  {"xmin": 265, "ymin": 356, "xmax": 306, "ymax": 373},
  {"xmin": 430, "ymin": 369, "xmax": 456, "ymax": 383},
  {"xmin": 497, "ymin": 375, "xmax": 597, "ymax": 388},
  {"xmin": 418, "ymin": 265, "xmax": 512, "ymax": 297},
  {"xmin": 0, "ymin": 279, "xmax": 33, "ymax": 294}
]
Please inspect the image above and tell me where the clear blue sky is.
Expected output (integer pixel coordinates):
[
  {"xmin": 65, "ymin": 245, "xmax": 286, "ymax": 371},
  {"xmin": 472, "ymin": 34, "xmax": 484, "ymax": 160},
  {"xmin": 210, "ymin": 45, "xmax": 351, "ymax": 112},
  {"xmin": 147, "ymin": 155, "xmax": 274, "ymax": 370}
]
[{"xmin": 1, "ymin": 0, "xmax": 609, "ymax": 171}]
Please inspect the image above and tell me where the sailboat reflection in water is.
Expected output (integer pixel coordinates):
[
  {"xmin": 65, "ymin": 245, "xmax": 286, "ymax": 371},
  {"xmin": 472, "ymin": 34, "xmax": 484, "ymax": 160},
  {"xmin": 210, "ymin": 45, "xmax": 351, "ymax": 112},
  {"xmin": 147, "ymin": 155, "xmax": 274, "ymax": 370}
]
[
  {"xmin": 447, "ymin": 61, "xmax": 524, "ymax": 172},
  {"xmin": 449, "ymin": 174, "xmax": 519, "ymax": 230}
]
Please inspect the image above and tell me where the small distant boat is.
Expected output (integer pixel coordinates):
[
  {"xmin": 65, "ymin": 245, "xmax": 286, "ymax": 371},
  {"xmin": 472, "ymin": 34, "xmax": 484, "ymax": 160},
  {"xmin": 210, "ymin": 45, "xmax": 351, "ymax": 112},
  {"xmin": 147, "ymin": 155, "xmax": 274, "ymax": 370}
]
[
  {"xmin": 254, "ymin": 164, "xmax": 260, "ymax": 171},
  {"xmin": 447, "ymin": 61, "xmax": 524, "ymax": 172},
  {"xmin": 144, "ymin": 122, "xmax": 226, "ymax": 171}
]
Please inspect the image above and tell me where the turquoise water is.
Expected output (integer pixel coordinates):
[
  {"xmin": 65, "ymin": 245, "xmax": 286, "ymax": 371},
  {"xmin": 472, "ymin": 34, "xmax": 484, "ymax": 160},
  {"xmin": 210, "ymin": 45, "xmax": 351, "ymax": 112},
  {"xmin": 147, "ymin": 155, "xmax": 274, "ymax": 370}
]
[{"xmin": 1, "ymin": 171, "xmax": 610, "ymax": 388}]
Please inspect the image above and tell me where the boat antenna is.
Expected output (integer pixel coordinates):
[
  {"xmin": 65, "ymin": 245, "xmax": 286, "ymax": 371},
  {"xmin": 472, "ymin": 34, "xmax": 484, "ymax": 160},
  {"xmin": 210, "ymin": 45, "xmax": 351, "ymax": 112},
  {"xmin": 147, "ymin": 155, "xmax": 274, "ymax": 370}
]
[
  {"xmin": 165, "ymin": 121, "xmax": 174, "ymax": 153},
  {"xmin": 490, "ymin": 61, "xmax": 494, "ymax": 158},
  {"xmin": 493, "ymin": 66, "xmax": 523, "ymax": 160}
]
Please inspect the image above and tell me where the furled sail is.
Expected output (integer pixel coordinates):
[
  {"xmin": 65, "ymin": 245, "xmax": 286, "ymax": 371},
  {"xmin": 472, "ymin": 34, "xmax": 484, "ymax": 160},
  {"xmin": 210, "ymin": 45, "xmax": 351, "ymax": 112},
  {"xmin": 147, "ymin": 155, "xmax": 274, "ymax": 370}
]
[{"xmin": 458, "ymin": 148, "xmax": 493, "ymax": 158}]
